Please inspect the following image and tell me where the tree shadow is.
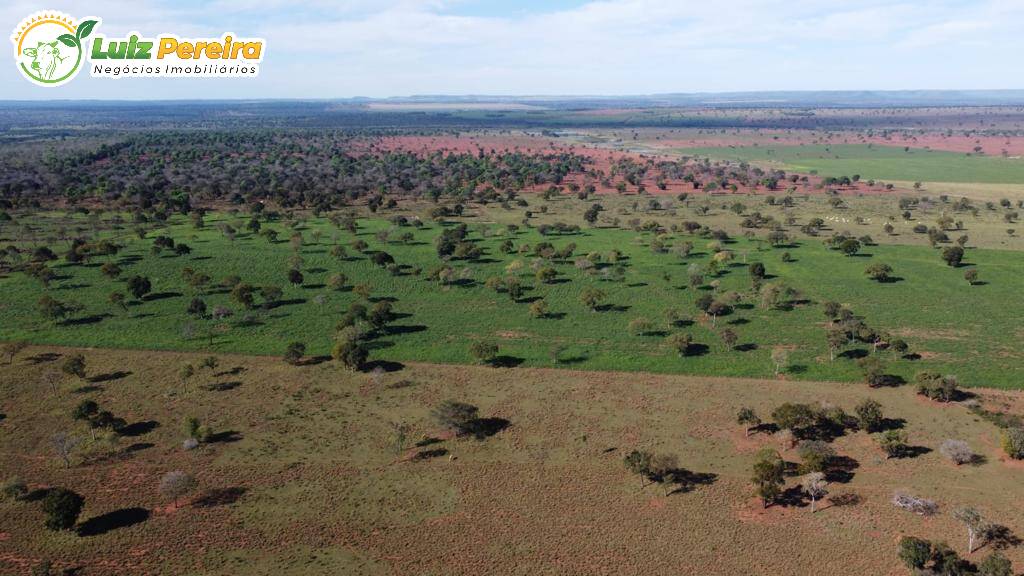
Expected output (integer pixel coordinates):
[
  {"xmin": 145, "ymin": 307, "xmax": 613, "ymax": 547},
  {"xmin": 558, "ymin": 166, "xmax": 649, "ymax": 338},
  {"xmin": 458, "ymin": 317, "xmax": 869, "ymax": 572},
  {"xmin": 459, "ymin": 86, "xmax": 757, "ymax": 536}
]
[
  {"xmin": 204, "ymin": 381, "xmax": 242, "ymax": 392},
  {"xmin": 206, "ymin": 430, "xmax": 242, "ymax": 444},
  {"xmin": 838, "ymin": 348, "xmax": 869, "ymax": 360},
  {"xmin": 828, "ymin": 492, "xmax": 862, "ymax": 508},
  {"xmin": 384, "ymin": 325, "xmax": 428, "ymax": 336},
  {"xmin": 735, "ymin": 343, "xmax": 758, "ymax": 352},
  {"xmin": 359, "ymin": 359, "xmax": 404, "ymax": 373},
  {"xmin": 668, "ymin": 469, "xmax": 719, "ymax": 494},
  {"xmin": 825, "ymin": 455, "xmax": 860, "ymax": 484},
  {"xmin": 983, "ymin": 524, "xmax": 1022, "ymax": 551},
  {"xmin": 776, "ymin": 486, "xmax": 810, "ymax": 508},
  {"xmin": 595, "ymin": 304, "xmax": 631, "ymax": 312},
  {"xmin": 142, "ymin": 291, "xmax": 182, "ymax": 302},
  {"xmin": 60, "ymin": 314, "xmax": 110, "ymax": 326},
  {"xmin": 88, "ymin": 371, "xmax": 131, "ymax": 383},
  {"xmin": 193, "ymin": 487, "xmax": 247, "ymax": 508},
  {"xmin": 26, "ymin": 352, "xmax": 61, "ymax": 364},
  {"xmin": 412, "ymin": 448, "xmax": 449, "ymax": 461},
  {"xmin": 297, "ymin": 355, "xmax": 331, "ymax": 366},
  {"xmin": 124, "ymin": 442, "xmax": 154, "ymax": 453},
  {"xmin": 490, "ymin": 356, "xmax": 525, "ymax": 368},
  {"xmin": 214, "ymin": 366, "xmax": 246, "ymax": 377},
  {"xmin": 119, "ymin": 420, "xmax": 159, "ymax": 437},
  {"xmin": 465, "ymin": 417, "xmax": 510, "ymax": 439},
  {"xmin": 77, "ymin": 507, "xmax": 150, "ymax": 536},
  {"xmin": 682, "ymin": 343, "xmax": 710, "ymax": 357}
]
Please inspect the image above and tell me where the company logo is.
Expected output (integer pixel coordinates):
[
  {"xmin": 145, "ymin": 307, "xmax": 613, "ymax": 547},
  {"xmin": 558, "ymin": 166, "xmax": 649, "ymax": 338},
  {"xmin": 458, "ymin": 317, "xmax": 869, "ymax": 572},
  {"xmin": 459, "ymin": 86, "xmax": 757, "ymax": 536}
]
[
  {"xmin": 11, "ymin": 12, "xmax": 97, "ymax": 87},
  {"xmin": 12, "ymin": 11, "xmax": 265, "ymax": 87}
]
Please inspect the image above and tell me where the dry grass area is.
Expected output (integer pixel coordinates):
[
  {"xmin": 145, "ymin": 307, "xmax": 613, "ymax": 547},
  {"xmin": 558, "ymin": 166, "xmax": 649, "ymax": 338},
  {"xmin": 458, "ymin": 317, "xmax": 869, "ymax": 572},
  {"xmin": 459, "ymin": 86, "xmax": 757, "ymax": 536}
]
[{"xmin": 1, "ymin": 346, "xmax": 1022, "ymax": 575}]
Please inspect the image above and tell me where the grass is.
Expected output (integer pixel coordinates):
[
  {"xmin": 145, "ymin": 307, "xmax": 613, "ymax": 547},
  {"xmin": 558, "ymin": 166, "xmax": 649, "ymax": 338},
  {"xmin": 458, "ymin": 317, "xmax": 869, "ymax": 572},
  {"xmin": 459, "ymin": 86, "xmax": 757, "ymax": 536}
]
[
  {"xmin": 2, "ymin": 346, "xmax": 1022, "ymax": 574},
  {"xmin": 2, "ymin": 210, "xmax": 1023, "ymax": 388},
  {"xmin": 677, "ymin": 144, "xmax": 1024, "ymax": 184}
]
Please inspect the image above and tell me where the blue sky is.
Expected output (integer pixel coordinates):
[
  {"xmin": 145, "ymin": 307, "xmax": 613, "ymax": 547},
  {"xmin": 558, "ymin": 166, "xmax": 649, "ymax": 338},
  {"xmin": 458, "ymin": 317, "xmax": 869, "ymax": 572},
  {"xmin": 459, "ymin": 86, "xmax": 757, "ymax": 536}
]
[{"xmin": 3, "ymin": 0, "xmax": 1022, "ymax": 99}]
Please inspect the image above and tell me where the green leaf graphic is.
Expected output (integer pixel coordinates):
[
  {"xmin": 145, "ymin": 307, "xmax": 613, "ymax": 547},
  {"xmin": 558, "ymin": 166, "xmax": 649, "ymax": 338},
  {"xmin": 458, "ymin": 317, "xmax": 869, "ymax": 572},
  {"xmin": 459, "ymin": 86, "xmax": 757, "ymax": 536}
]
[
  {"xmin": 77, "ymin": 20, "xmax": 98, "ymax": 40},
  {"xmin": 57, "ymin": 34, "xmax": 78, "ymax": 48}
]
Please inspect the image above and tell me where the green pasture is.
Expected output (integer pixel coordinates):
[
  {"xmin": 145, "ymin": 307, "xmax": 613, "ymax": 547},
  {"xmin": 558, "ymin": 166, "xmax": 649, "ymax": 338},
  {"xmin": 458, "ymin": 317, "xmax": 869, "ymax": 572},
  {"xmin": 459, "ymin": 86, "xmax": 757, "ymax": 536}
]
[
  {"xmin": 1, "ymin": 211, "xmax": 1021, "ymax": 387},
  {"xmin": 678, "ymin": 144, "xmax": 1024, "ymax": 185}
]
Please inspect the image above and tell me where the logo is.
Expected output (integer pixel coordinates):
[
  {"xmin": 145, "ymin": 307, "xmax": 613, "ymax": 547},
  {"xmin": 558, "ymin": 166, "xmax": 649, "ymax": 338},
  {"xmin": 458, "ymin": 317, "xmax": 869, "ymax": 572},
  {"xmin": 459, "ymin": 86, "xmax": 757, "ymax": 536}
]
[
  {"xmin": 11, "ymin": 12, "xmax": 98, "ymax": 87},
  {"xmin": 12, "ymin": 11, "xmax": 264, "ymax": 87}
]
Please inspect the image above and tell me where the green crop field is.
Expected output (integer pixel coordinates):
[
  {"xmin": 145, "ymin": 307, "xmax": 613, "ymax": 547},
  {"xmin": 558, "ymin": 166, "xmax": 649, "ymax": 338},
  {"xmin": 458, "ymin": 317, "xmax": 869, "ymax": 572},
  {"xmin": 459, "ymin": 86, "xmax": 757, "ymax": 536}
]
[
  {"xmin": 2, "ymin": 211, "xmax": 1022, "ymax": 388},
  {"xmin": 677, "ymin": 144, "xmax": 1024, "ymax": 184}
]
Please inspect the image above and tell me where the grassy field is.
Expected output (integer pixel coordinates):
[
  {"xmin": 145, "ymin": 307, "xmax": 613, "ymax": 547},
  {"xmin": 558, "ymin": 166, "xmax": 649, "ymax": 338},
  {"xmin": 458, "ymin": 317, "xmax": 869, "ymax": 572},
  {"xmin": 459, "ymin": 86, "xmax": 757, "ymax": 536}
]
[
  {"xmin": 1, "ymin": 346, "xmax": 1022, "ymax": 575},
  {"xmin": 1, "ymin": 209, "xmax": 1023, "ymax": 388},
  {"xmin": 677, "ymin": 144, "xmax": 1024, "ymax": 185}
]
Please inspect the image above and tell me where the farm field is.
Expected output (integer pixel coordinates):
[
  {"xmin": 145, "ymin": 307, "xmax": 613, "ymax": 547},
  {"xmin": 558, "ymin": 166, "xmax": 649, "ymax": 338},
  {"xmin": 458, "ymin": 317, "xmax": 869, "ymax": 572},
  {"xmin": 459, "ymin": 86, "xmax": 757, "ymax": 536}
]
[
  {"xmin": 676, "ymin": 144, "xmax": 1024, "ymax": 185},
  {"xmin": 2, "ymin": 209, "xmax": 1023, "ymax": 388},
  {"xmin": 1, "ymin": 346, "xmax": 1022, "ymax": 575}
]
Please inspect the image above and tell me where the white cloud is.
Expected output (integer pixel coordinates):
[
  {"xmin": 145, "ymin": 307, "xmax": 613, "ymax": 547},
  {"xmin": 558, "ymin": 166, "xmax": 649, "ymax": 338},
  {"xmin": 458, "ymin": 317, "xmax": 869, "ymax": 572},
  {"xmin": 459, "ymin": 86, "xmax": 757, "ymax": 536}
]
[{"xmin": 1, "ymin": 0, "xmax": 1021, "ymax": 98}]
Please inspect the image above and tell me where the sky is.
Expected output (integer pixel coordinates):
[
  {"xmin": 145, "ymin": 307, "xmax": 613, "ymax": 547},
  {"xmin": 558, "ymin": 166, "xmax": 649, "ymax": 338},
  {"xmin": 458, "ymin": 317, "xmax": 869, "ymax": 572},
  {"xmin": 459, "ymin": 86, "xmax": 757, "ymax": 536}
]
[{"xmin": 2, "ymin": 0, "xmax": 1023, "ymax": 100}]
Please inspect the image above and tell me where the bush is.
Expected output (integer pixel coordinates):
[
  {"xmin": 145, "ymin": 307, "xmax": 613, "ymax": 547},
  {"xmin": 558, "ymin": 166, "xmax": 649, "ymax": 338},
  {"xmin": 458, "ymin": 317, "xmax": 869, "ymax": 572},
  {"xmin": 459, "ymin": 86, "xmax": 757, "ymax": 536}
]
[
  {"xmin": 41, "ymin": 488, "xmax": 84, "ymax": 530},
  {"xmin": 939, "ymin": 439, "xmax": 976, "ymax": 465},
  {"xmin": 898, "ymin": 536, "xmax": 932, "ymax": 569},
  {"xmin": 854, "ymin": 399, "xmax": 884, "ymax": 432},
  {"xmin": 1001, "ymin": 428, "xmax": 1024, "ymax": 459},
  {"xmin": 915, "ymin": 372, "xmax": 959, "ymax": 402},
  {"xmin": 2, "ymin": 476, "xmax": 27, "ymax": 501},
  {"xmin": 978, "ymin": 552, "xmax": 1013, "ymax": 576},
  {"xmin": 891, "ymin": 490, "xmax": 937, "ymax": 516},
  {"xmin": 431, "ymin": 401, "xmax": 479, "ymax": 436},
  {"xmin": 469, "ymin": 341, "xmax": 499, "ymax": 364}
]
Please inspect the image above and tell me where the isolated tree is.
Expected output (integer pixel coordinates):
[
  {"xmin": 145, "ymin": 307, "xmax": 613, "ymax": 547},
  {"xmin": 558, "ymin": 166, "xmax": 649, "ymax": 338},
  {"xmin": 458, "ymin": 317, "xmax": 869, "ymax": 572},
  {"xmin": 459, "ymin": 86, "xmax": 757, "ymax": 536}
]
[
  {"xmin": 839, "ymin": 238, "xmax": 861, "ymax": 256},
  {"xmin": 801, "ymin": 472, "xmax": 828, "ymax": 513},
  {"xmin": 942, "ymin": 245, "xmax": 965, "ymax": 267},
  {"xmin": 877, "ymin": 429, "xmax": 908, "ymax": 459},
  {"xmin": 61, "ymin": 354, "xmax": 87, "ymax": 381},
  {"xmin": 720, "ymin": 328, "xmax": 738, "ymax": 350},
  {"xmin": 854, "ymin": 399, "xmax": 884, "ymax": 432},
  {"xmin": 649, "ymin": 454, "xmax": 680, "ymax": 496},
  {"xmin": 580, "ymin": 287, "xmax": 605, "ymax": 311},
  {"xmin": 737, "ymin": 408, "xmax": 761, "ymax": 436},
  {"xmin": 797, "ymin": 440, "xmax": 835, "ymax": 473},
  {"xmin": 978, "ymin": 552, "xmax": 1013, "ymax": 576},
  {"xmin": 770, "ymin": 347, "xmax": 789, "ymax": 376},
  {"xmin": 865, "ymin": 263, "xmax": 893, "ymax": 282},
  {"xmin": 826, "ymin": 328, "xmax": 845, "ymax": 361},
  {"xmin": 529, "ymin": 299, "xmax": 549, "ymax": 319},
  {"xmin": 665, "ymin": 333, "xmax": 693, "ymax": 357},
  {"xmin": 898, "ymin": 536, "xmax": 933, "ymax": 570},
  {"xmin": 629, "ymin": 317, "xmax": 653, "ymax": 336},
  {"xmin": 624, "ymin": 450, "xmax": 653, "ymax": 489},
  {"xmin": 230, "ymin": 283, "xmax": 256, "ymax": 309},
  {"xmin": 470, "ymin": 341, "xmax": 499, "ymax": 365},
  {"xmin": 41, "ymin": 488, "xmax": 84, "ymax": 531},
  {"xmin": 1001, "ymin": 428, "xmax": 1024, "ymax": 459},
  {"xmin": 327, "ymin": 273, "xmax": 347, "ymax": 291},
  {"xmin": 332, "ymin": 330, "xmax": 368, "ymax": 370},
  {"xmin": 940, "ymin": 440, "xmax": 976, "ymax": 465},
  {"xmin": 159, "ymin": 470, "xmax": 198, "ymax": 507},
  {"xmin": 432, "ymin": 401, "xmax": 479, "ymax": 437},
  {"xmin": 283, "ymin": 342, "xmax": 305, "ymax": 365},
  {"xmin": 952, "ymin": 506, "xmax": 988, "ymax": 554},
  {"xmin": 751, "ymin": 448, "xmax": 785, "ymax": 508},
  {"xmin": 771, "ymin": 403, "xmax": 818, "ymax": 436},
  {"xmin": 964, "ymin": 268, "xmax": 979, "ymax": 285},
  {"xmin": 178, "ymin": 364, "xmax": 194, "ymax": 394},
  {"xmin": 858, "ymin": 356, "xmax": 886, "ymax": 387},
  {"xmin": 127, "ymin": 275, "xmax": 152, "ymax": 300},
  {"xmin": 51, "ymin": 432, "xmax": 81, "ymax": 468}
]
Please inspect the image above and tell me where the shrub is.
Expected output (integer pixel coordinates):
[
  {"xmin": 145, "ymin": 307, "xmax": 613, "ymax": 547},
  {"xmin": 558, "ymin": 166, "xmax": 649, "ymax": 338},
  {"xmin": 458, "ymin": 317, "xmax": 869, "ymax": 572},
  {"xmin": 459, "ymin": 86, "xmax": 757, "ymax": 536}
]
[
  {"xmin": 891, "ymin": 490, "xmax": 937, "ymax": 516},
  {"xmin": 898, "ymin": 536, "xmax": 932, "ymax": 569},
  {"xmin": 939, "ymin": 439, "xmax": 976, "ymax": 465},
  {"xmin": 1001, "ymin": 428, "xmax": 1024, "ymax": 459},
  {"xmin": 41, "ymin": 488, "xmax": 84, "ymax": 530},
  {"xmin": 469, "ymin": 341, "xmax": 499, "ymax": 364},
  {"xmin": 854, "ymin": 399, "xmax": 884, "ymax": 432},
  {"xmin": 915, "ymin": 372, "xmax": 960, "ymax": 402},
  {"xmin": 878, "ymin": 429, "xmax": 909, "ymax": 459},
  {"xmin": 2, "ymin": 476, "xmax": 27, "ymax": 501},
  {"xmin": 431, "ymin": 401, "xmax": 479, "ymax": 436}
]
